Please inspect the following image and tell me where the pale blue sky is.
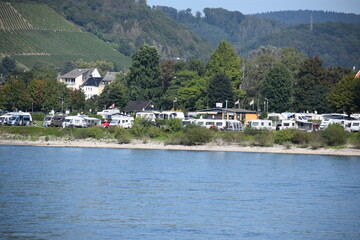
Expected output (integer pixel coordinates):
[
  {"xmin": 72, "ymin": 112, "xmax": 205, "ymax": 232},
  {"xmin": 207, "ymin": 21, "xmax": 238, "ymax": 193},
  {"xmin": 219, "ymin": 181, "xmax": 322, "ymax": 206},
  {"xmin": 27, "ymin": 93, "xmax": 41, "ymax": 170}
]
[{"xmin": 147, "ymin": 0, "xmax": 360, "ymax": 15}]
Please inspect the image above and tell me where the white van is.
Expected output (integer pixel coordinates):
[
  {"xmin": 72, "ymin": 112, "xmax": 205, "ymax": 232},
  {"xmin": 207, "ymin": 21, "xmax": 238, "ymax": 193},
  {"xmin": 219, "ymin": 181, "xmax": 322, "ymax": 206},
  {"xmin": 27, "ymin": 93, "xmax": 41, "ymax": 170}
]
[
  {"xmin": 0, "ymin": 113, "xmax": 12, "ymax": 125},
  {"xmin": 345, "ymin": 121, "xmax": 360, "ymax": 132},
  {"xmin": 5, "ymin": 112, "xmax": 32, "ymax": 126},
  {"xmin": 245, "ymin": 120, "xmax": 272, "ymax": 130}
]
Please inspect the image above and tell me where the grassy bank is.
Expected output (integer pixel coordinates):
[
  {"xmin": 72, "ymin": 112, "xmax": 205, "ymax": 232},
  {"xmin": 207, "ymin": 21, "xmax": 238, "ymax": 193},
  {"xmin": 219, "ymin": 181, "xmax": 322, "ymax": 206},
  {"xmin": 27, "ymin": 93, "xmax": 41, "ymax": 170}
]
[{"xmin": 1, "ymin": 120, "xmax": 359, "ymax": 150}]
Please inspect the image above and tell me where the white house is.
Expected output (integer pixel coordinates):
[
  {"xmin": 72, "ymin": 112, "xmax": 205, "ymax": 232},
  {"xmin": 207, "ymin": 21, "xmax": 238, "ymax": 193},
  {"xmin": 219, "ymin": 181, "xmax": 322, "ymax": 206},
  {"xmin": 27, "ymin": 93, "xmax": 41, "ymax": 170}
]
[
  {"xmin": 81, "ymin": 76, "xmax": 103, "ymax": 99},
  {"xmin": 58, "ymin": 68, "xmax": 101, "ymax": 90}
]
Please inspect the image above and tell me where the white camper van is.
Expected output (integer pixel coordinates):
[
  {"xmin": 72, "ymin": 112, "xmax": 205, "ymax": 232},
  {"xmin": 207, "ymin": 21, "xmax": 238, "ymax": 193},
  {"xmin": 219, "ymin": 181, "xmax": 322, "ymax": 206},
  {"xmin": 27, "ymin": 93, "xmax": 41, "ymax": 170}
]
[
  {"xmin": 345, "ymin": 121, "xmax": 360, "ymax": 132},
  {"xmin": 5, "ymin": 112, "xmax": 32, "ymax": 126},
  {"xmin": 109, "ymin": 115, "xmax": 134, "ymax": 128}
]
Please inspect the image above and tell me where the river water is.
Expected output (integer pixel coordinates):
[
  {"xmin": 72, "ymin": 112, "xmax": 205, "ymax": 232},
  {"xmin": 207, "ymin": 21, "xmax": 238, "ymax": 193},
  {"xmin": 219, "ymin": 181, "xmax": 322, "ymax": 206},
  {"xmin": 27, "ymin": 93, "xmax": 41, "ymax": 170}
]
[{"xmin": 0, "ymin": 146, "xmax": 360, "ymax": 239}]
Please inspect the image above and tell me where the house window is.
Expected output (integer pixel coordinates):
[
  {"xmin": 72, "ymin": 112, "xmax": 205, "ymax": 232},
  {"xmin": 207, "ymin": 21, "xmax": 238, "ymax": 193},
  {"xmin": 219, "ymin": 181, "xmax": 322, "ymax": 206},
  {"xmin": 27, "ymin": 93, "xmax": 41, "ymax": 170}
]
[{"xmin": 65, "ymin": 78, "xmax": 75, "ymax": 84}]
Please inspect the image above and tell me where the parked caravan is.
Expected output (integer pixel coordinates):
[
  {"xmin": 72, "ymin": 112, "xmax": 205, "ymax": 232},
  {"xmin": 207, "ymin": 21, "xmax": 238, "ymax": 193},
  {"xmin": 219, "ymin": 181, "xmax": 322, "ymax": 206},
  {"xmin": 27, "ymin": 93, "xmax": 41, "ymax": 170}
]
[
  {"xmin": 62, "ymin": 116, "xmax": 86, "ymax": 128},
  {"xmin": 276, "ymin": 120, "xmax": 296, "ymax": 131},
  {"xmin": 109, "ymin": 115, "xmax": 134, "ymax": 128},
  {"xmin": 245, "ymin": 120, "xmax": 272, "ymax": 130},
  {"xmin": 42, "ymin": 115, "xmax": 65, "ymax": 127},
  {"xmin": 85, "ymin": 117, "xmax": 101, "ymax": 127},
  {"xmin": 158, "ymin": 111, "xmax": 185, "ymax": 120},
  {"xmin": 135, "ymin": 111, "xmax": 159, "ymax": 122},
  {"xmin": 195, "ymin": 119, "xmax": 243, "ymax": 131},
  {"xmin": 5, "ymin": 112, "xmax": 32, "ymax": 126}
]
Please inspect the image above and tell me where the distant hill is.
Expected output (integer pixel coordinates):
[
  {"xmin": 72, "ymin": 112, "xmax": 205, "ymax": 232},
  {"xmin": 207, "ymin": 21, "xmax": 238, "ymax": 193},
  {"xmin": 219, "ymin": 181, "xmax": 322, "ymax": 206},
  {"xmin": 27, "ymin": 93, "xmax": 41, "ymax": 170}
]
[
  {"xmin": 240, "ymin": 22, "xmax": 360, "ymax": 68},
  {"xmin": 155, "ymin": 6, "xmax": 360, "ymax": 67},
  {"xmin": 253, "ymin": 10, "xmax": 360, "ymax": 25},
  {"xmin": 155, "ymin": 6, "xmax": 286, "ymax": 47},
  {"xmin": 0, "ymin": 2, "xmax": 131, "ymax": 70},
  {"xmin": 28, "ymin": 0, "xmax": 213, "ymax": 60}
]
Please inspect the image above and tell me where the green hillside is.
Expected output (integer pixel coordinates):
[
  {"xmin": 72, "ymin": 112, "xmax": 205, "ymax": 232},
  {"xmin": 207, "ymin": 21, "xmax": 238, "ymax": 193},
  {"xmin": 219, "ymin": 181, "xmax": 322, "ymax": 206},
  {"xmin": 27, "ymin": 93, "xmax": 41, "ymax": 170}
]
[
  {"xmin": 156, "ymin": 6, "xmax": 360, "ymax": 67},
  {"xmin": 253, "ymin": 10, "xmax": 360, "ymax": 25},
  {"xmin": 0, "ymin": 2, "xmax": 130, "ymax": 69},
  {"xmin": 240, "ymin": 22, "xmax": 360, "ymax": 68},
  {"xmin": 31, "ymin": 0, "xmax": 213, "ymax": 60}
]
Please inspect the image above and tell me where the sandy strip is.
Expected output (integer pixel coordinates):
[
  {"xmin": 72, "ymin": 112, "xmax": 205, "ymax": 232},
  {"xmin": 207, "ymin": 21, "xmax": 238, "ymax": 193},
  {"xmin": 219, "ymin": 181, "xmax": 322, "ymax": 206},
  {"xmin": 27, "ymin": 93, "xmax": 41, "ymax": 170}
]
[{"xmin": 1, "ymin": 139, "xmax": 360, "ymax": 156}]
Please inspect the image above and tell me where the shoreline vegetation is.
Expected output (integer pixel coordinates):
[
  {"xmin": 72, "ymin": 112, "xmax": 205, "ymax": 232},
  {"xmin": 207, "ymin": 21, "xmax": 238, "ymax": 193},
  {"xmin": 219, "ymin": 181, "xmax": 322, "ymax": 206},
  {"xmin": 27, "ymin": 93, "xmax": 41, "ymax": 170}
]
[{"xmin": 1, "ymin": 122, "xmax": 360, "ymax": 156}]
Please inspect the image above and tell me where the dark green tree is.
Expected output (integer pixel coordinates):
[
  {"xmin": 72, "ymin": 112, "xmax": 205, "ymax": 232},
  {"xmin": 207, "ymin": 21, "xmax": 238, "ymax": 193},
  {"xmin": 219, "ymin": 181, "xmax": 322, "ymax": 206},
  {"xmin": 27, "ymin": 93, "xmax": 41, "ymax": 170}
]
[
  {"xmin": 85, "ymin": 96, "xmax": 99, "ymax": 114},
  {"xmin": 207, "ymin": 72, "xmax": 234, "ymax": 108},
  {"xmin": 327, "ymin": 73, "xmax": 358, "ymax": 115},
  {"xmin": 98, "ymin": 81, "xmax": 129, "ymax": 110},
  {"xmin": 262, "ymin": 64, "xmax": 293, "ymax": 112},
  {"xmin": 161, "ymin": 70, "xmax": 206, "ymax": 111},
  {"xmin": 187, "ymin": 59, "xmax": 206, "ymax": 77},
  {"xmin": 159, "ymin": 60, "xmax": 176, "ymax": 92},
  {"xmin": 69, "ymin": 89, "xmax": 86, "ymax": 112},
  {"xmin": 293, "ymin": 57, "xmax": 329, "ymax": 113},
  {"xmin": 354, "ymin": 77, "xmax": 360, "ymax": 112},
  {"xmin": 0, "ymin": 78, "xmax": 31, "ymax": 111},
  {"xmin": 205, "ymin": 40, "xmax": 242, "ymax": 89},
  {"xmin": 2, "ymin": 56, "xmax": 16, "ymax": 73},
  {"xmin": 127, "ymin": 45, "xmax": 162, "ymax": 103}
]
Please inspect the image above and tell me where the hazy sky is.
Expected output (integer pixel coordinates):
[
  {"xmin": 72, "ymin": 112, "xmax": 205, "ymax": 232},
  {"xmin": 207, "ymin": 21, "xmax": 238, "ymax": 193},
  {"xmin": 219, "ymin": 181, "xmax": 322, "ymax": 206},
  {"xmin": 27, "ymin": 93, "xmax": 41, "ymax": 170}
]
[{"xmin": 147, "ymin": 0, "xmax": 360, "ymax": 15}]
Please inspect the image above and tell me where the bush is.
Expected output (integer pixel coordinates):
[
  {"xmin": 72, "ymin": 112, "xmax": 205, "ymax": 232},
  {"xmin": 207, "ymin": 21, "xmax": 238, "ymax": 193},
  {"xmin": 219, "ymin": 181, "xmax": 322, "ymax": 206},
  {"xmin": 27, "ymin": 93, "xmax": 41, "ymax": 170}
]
[
  {"xmin": 221, "ymin": 131, "xmax": 246, "ymax": 143},
  {"xmin": 31, "ymin": 113, "xmax": 46, "ymax": 121},
  {"xmin": 350, "ymin": 132, "xmax": 360, "ymax": 149},
  {"xmin": 321, "ymin": 124, "xmax": 348, "ymax": 146},
  {"xmin": 148, "ymin": 126, "xmax": 162, "ymax": 138},
  {"xmin": 131, "ymin": 118, "xmax": 153, "ymax": 138},
  {"xmin": 179, "ymin": 125, "xmax": 214, "ymax": 146},
  {"xmin": 73, "ymin": 128, "xmax": 90, "ymax": 139},
  {"xmin": 87, "ymin": 126, "xmax": 105, "ymax": 139},
  {"xmin": 293, "ymin": 131, "xmax": 312, "ymax": 145},
  {"xmin": 165, "ymin": 118, "xmax": 183, "ymax": 133},
  {"xmin": 309, "ymin": 132, "xmax": 324, "ymax": 149},
  {"xmin": 252, "ymin": 131, "xmax": 274, "ymax": 147},
  {"xmin": 275, "ymin": 129, "xmax": 295, "ymax": 145},
  {"xmin": 114, "ymin": 127, "xmax": 131, "ymax": 144}
]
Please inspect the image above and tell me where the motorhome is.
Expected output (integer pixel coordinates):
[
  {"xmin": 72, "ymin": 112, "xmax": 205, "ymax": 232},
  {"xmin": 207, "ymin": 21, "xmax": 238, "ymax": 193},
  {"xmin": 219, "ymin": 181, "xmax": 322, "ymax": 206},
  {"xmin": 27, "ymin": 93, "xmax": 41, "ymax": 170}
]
[
  {"xmin": 42, "ymin": 115, "xmax": 65, "ymax": 127},
  {"xmin": 5, "ymin": 112, "xmax": 32, "ymax": 126},
  {"xmin": 195, "ymin": 119, "xmax": 243, "ymax": 131},
  {"xmin": 62, "ymin": 115, "xmax": 100, "ymax": 128},
  {"xmin": 0, "ymin": 113, "xmax": 12, "ymax": 125},
  {"xmin": 319, "ymin": 114, "xmax": 356, "ymax": 130},
  {"xmin": 109, "ymin": 115, "xmax": 134, "ymax": 128},
  {"xmin": 245, "ymin": 120, "xmax": 272, "ymax": 130}
]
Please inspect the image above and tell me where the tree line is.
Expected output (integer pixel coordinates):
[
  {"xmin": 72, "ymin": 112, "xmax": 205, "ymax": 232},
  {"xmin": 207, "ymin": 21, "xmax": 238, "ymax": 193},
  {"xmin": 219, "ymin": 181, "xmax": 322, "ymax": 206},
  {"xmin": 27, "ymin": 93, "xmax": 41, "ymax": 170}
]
[{"xmin": 1, "ymin": 41, "xmax": 360, "ymax": 115}]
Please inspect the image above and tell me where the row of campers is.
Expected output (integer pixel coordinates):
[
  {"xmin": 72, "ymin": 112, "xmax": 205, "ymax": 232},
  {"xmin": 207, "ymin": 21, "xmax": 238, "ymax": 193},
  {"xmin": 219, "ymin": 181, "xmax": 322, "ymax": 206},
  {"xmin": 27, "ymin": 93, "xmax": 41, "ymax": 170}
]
[{"xmin": 0, "ymin": 112, "xmax": 32, "ymax": 126}]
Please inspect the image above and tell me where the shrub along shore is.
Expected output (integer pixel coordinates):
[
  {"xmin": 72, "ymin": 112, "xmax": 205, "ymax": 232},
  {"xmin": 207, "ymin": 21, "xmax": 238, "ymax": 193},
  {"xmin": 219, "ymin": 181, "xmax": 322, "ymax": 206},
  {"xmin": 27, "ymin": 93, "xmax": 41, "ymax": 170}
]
[{"xmin": 1, "ymin": 119, "xmax": 360, "ymax": 155}]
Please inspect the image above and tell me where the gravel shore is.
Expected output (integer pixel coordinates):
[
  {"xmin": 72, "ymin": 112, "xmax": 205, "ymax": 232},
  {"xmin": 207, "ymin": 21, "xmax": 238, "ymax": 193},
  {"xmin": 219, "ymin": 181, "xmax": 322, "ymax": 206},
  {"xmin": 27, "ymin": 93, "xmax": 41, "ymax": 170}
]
[{"xmin": 1, "ymin": 139, "xmax": 360, "ymax": 156}]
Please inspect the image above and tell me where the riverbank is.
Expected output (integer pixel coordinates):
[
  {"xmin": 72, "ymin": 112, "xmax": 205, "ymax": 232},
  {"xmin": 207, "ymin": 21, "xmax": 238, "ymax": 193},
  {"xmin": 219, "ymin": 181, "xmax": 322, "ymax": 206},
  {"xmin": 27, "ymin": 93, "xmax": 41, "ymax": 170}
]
[{"xmin": 1, "ymin": 138, "xmax": 360, "ymax": 156}]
